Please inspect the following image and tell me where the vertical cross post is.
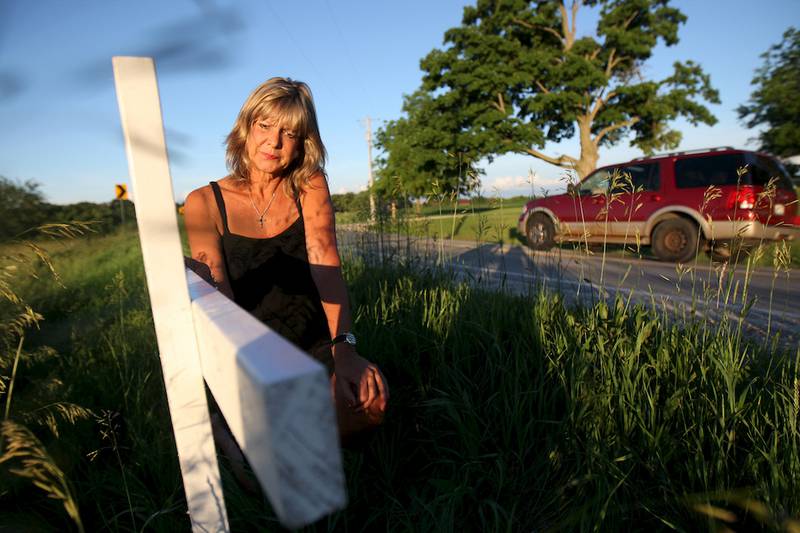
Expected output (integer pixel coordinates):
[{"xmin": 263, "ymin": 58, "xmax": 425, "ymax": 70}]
[{"xmin": 112, "ymin": 56, "xmax": 229, "ymax": 532}]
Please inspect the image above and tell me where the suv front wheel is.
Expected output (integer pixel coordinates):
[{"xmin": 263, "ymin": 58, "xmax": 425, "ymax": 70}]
[
  {"xmin": 651, "ymin": 217, "xmax": 700, "ymax": 263},
  {"xmin": 526, "ymin": 213, "xmax": 555, "ymax": 250}
]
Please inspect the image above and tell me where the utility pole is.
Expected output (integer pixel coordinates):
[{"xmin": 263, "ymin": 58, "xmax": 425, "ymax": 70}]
[{"xmin": 363, "ymin": 116, "xmax": 376, "ymax": 223}]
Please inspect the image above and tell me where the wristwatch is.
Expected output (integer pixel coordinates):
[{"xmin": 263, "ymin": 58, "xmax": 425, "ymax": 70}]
[{"xmin": 331, "ymin": 332, "xmax": 356, "ymax": 347}]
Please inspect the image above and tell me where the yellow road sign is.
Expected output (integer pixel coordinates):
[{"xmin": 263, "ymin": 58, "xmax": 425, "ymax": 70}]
[{"xmin": 115, "ymin": 184, "xmax": 128, "ymax": 200}]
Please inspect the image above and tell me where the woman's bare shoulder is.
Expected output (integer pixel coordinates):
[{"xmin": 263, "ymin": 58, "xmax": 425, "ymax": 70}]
[
  {"xmin": 302, "ymin": 172, "xmax": 330, "ymax": 199},
  {"xmin": 185, "ymin": 184, "xmax": 210, "ymax": 206},
  {"xmin": 307, "ymin": 171, "xmax": 328, "ymax": 187},
  {"xmin": 186, "ymin": 177, "xmax": 237, "ymax": 205},
  {"xmin": 185, "ymin": 180, "xmax": 225, "ymax": 219}
]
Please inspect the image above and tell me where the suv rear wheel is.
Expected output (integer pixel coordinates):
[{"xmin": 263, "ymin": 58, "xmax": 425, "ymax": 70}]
[
  {"xmin": 651, "ymin": 217, "xmax": 700, "ymax": 263},
  {"xmin": 526, "ymin": 213, "xmax": 555, "ymax": 250}
]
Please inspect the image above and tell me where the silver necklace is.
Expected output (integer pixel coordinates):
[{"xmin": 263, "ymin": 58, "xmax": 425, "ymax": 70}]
[{"xmin": 248, "ymin": 184, "xmax": 278, "ymax": 228}]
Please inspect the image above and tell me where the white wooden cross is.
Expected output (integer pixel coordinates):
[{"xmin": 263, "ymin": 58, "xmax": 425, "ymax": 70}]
[{"xmin": 112, "ymin": 56, "xmax": 346, "ymax": 532}]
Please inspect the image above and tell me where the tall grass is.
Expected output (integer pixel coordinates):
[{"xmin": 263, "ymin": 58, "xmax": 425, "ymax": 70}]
[
  {"xmin": 331, "ymin": 178, "xmax": 800, "ymax": 530},
  {"xmin": 335, "ymin": 256, "xmax": 800, "ymax": 531},
  {"xmin": 0, "ymin": 227, "xmax": 184, "ymax": 531},
  {"xmin": 1, "ymin": 214, "xmax": 798, "ymax": 530}
]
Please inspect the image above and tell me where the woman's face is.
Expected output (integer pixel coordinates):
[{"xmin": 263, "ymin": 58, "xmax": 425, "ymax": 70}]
[{"xmin": 245, "ymin": 117, "xmax": 301, "ymax": 179}]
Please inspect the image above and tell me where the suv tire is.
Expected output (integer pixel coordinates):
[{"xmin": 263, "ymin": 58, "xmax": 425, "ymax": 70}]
[
  {"xmin": 526, "ymin": 213, "xmax": 555, "ymax": 250},
  {"xmin": 651, "ymin": 217, "xmax": 700, "ymax": 263}
]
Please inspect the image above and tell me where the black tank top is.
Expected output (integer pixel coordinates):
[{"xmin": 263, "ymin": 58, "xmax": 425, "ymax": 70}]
[{"xmin": 210, "ymin": 181, "xmax": 332, "ymax": 368}]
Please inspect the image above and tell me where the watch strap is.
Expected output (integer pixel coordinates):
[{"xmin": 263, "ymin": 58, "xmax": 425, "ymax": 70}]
[{"xmin": 331, "ymin": 332, "xmax": 356, "ymax": 346}]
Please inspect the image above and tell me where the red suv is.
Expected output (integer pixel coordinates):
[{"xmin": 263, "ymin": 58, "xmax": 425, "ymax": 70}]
[{"xmin": 518, "ymin": 147, "xmax": 799, "ymax": 262}]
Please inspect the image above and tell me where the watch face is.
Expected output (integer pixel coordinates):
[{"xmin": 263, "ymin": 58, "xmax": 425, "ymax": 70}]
[{"xmin": 345, "ymin": 333, "xmax": 356, "ymax": 345}]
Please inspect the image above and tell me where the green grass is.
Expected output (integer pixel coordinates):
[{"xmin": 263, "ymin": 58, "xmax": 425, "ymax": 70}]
[
  {"xmin": 341, "ymin": 257, "xmax": 800, "ymax": 531},
  {"xmin": 335, "ymin": 196, "xmax": 528, "ymax": 229},
  {"xmin": 1, "ymin": 225, "xmax": 799, "ymax": 531},
  {"xmin": 0, "ymin": 227, "xmax": 183, "ymax": 531},
  {"xmin": 396, "ymin": 207, "xmax": 523, "ymax": 244},
  {"xmin": 409, "ymin": 195, "xmax": 528, "ymax": 217},
  {"xmin": 351, "ymin": 198, "xmax": 526, "ymax": 245}
]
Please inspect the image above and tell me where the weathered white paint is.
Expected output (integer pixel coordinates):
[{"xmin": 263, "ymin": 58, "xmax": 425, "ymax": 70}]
[
  {"xmin": 187, "ymin": 270, "xmax": 347, "ymax": 529},
  {"xmin": 112, "ymin": 56, "xmax": 229, "ymax": 532}
]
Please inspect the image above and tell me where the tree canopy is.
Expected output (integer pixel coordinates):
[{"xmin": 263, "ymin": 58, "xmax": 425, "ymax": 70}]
[
  {"xmin": 375, "ymin": 90, "xmax": 482, "ymax": 198},
  {"xmin": 376, "ymin": 0, "xmax": 719, "ymax": 191},
  {"xmin": 737, "ymin": 27, "xmax": 800, "ymax": 158}
]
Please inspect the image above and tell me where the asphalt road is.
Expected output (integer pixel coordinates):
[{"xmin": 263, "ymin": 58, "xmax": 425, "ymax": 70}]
[{"xmin": 339, "ymin": 230, "xmax": 800, "ymax": 350}]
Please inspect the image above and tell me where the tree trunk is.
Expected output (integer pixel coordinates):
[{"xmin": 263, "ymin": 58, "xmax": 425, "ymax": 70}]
[{"xmin": 575, "ymin": 115, "xmax": 599, "ymax": 179}]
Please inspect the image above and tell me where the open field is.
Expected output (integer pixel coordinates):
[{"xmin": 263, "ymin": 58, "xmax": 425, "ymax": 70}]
[{"xmin": 1, "ymin": 226, "xmax": 799, "ymax": 531}]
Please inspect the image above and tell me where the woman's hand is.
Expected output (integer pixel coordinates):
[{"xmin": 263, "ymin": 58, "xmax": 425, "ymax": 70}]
[{"xmin": 332, "ymin": 345, "xmax": 389, "ymax": 413}]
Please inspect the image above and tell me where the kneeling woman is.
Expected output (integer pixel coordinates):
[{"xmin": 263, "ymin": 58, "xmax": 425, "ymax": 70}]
[{"xmin": 185, "ymin": 77, "xmax": 388, "ymax": 442}]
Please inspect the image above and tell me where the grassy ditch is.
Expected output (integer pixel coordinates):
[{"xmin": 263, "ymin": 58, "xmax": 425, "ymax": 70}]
[{"xmin": 0, "ymin": 227, "xmax": 798, "ymax": 531}]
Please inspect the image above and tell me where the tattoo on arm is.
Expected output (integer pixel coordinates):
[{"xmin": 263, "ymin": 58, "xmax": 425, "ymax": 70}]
[{"xmin": 194, "ymin": 251, "xmax": 217, "ymax": 284}]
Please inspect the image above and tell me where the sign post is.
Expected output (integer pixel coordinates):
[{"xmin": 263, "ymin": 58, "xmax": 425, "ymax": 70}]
[{"xmin": 115, "ymin": 184, "xmax": 128, "ymax": 225}]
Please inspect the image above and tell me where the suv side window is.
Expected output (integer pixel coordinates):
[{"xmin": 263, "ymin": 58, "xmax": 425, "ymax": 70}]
[
  {"xmin": 746, "ymin": 154, "xmax": 795, "ymax": 190},
  {"xmin": 675, "ymin": 154, "xmax": 747, "ymax": 188},
  {"xmin": 578, "ymin": 169, "xmax": 610, "ymax": 195},
  {"xmin": 612, "ymin": 163, "xmax": 660, "ymax": 192}
]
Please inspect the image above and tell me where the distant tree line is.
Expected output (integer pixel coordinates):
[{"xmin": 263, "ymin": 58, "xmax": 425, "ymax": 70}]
[
  {"xmin": 0, "ymin": 176, "xmax": 135, "ymax": 241},
  {"xmin": 330, "ymin": 190, "xmax": 371, "ymax": 214}
]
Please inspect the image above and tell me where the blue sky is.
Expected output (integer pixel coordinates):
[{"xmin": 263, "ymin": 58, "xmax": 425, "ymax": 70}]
[{"xmin": 0, "ymin": 0, "xmax": 797, "ymax": 204}]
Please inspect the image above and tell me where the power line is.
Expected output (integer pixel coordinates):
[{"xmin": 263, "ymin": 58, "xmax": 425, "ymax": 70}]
[
  {"xmin": 263, "ymin": 0, "xmax": 343, "ymax": 103},
  {"xmin": 322, "ymin": 0, "xmax": 374, "ymax": 112}
]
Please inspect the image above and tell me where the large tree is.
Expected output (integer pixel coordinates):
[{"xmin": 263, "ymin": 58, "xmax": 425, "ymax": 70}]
[
  {"xmin": 737, "ymin": 27, "xmax": 800, "ymax": 158},
  {"xmin": 384, "ymin": 0, "xmax": 719, "ymax": 182}
]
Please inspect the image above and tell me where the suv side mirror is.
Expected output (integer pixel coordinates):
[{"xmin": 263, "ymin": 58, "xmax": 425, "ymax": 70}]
[{"xmin": 567, "ymin": 183, "xmax": 578, "ymax": 197}]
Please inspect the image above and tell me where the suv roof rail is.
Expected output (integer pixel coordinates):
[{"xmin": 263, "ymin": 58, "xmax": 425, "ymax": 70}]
[{"xmin": 631, "ymin": 146, "xmax": 736, "ymax": 161}]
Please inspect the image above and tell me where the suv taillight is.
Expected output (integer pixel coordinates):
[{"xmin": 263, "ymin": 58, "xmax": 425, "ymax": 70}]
[{"xmin": 726, "ymin": 186, "xmax": 755, "ymax": 210}]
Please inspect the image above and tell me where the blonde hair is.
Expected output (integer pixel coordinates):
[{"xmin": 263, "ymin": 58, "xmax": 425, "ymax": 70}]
[{"xmin": 225, "ymin": 77, "xmax": 326, "ymax": 197}]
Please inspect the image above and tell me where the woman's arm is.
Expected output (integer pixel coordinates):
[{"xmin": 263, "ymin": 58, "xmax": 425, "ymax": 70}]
[
  {"xmin": 301, "ymin": 174, "xmax": 388, "ymax": 412},
  {"xmin": 184, "ymin": 186, "xmax": 234, "ymax": 300}
]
